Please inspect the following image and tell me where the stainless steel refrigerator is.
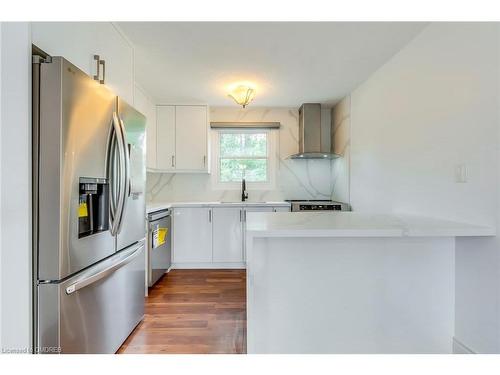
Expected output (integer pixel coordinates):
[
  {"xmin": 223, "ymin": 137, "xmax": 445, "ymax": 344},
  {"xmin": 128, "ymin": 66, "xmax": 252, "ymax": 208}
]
[{"xmin": 32, "ymin": 55, "xmax": 147, "ymax": 353}]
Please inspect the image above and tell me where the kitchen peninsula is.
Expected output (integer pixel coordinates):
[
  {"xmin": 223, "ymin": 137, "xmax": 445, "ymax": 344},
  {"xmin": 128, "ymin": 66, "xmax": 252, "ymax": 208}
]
[{"xmin": 245, "ymin": 212, "xmax": 495, "ymax": 354}]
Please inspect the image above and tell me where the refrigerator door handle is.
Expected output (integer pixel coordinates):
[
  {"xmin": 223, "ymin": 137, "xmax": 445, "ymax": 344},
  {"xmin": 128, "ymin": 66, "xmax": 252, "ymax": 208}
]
[
  {"xmin": 106, "ymin": 128, "xmax": 118, "ymax": 234},
  {"xmin": 106, "ymin": 119, "xmax": 117, "ymax": 234},
  {"xmin": 107, "ymin": 112, "xmax": 126, "ymax": 236},
  {"xmin": 115, "ymin": 115, "xmax": 130, "ymax": 234},
  {"xmin": 65, "ymin": 242, "xmax": 143, "ymax": 295},
  {"xmin": 114, "ymin": 111, "xmax": 127, "ymax": 235},
  {"xmin": 119, "ymin": 115, "xmax": 131, "ymax": 198}
]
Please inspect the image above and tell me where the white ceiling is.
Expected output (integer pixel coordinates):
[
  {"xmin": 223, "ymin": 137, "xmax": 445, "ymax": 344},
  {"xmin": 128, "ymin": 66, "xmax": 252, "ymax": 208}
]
[{"xmin": 118, "ymin": 22, "xmax": 427, "ymax": 107}]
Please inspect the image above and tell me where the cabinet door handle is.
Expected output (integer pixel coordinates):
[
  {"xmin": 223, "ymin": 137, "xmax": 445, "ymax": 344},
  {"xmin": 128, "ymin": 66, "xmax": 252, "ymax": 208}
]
[
  {"xmin": 99, "ymin": 59, "xmax": 106, "ymax": 84},
  {"xmin": 93, "ymin": 55, "xmax": 105, "ymax": 84},
  {"xmin": 239, "ymin": 209, "xmax": 242, "ymax": 222},
  {"xmin": 93, "ymin": 55, "xmax": 100, "ymax": 82},
  {"xmin": 171, "ymin": 155, "xmax": 175, "ymax": 168},
  {"xmin": 203, "ymin": 155, "xmax": 206, "ymax": 167},
  {"xmin": 208, "ymin": 209, "xmax": 212, "ymax": 223}
]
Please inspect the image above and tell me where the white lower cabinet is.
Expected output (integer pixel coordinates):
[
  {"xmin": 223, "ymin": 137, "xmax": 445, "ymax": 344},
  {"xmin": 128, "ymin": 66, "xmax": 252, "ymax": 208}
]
[
  {"xmin": 172, "ymin": 205, "xmax": 290, "ymax": 268},
  {"xmin": 245, "ymin": 206, "xmax": 273, "ymax": 215},
  {"xmin": 172, "ymin": 207, "xmax": 212, "ymax": 263},
  {"xmin": 212, "ymin": 207, "xmax": 244, "ymax": 263},
  {"xmin": 273, "ymin": 206, "xmax": 290, "ymax": 212}
]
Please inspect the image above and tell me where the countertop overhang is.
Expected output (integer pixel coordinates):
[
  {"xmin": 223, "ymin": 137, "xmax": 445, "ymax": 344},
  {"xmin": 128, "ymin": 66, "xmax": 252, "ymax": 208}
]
[{"xmin": 245, "ymin": 211, "xmax": 495, "ymax": 238}]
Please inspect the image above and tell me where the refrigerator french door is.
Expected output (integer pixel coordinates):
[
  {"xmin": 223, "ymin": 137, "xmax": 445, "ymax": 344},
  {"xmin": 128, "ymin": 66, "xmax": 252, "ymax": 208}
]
[
  {"xmin": 33, "ymin": 55, "xmax": 147, "ymax": 354},
  {"xmin": 116, "ymin": 98, "xmax": 147, "ymax": 252}
]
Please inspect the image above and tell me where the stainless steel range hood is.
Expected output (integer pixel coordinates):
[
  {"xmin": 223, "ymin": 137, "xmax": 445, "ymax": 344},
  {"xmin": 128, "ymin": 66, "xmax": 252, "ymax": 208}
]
[{"xmin": 288, "ymin": 103, "xmax": 341, "ymax": 159}]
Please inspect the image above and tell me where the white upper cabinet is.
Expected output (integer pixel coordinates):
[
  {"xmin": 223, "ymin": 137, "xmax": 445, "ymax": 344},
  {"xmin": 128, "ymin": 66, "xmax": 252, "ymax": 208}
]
[
  {"xmin": 156, "ymin": 106, "xmax": 176, "ymax": 171},
  {"xmin": 175, "ymin": 106, "xmax": 208, "ymax": 171},
  {"xmin": 31, "ymin": 22, "xmax": 134, "ymax": 103},
  {"xmin": 153, "ymin": 105, "xmax": 209, "ymax": 173}
]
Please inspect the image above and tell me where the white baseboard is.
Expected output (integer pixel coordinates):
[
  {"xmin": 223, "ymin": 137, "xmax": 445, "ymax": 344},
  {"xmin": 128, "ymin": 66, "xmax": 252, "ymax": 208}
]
[
  {"xmin": 453, "ymin": 337, "xmax": 476, "ymax": 354},
  {"xmin": 172, "ymin": 262, "xmax": 246, "ymax": 269}
]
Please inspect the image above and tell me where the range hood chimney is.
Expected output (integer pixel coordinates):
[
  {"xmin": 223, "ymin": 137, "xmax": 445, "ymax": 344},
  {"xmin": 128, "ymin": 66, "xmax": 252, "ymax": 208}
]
[{"xmin": 289, "ymin": 103, "xmax": 341, "ymax": 160}]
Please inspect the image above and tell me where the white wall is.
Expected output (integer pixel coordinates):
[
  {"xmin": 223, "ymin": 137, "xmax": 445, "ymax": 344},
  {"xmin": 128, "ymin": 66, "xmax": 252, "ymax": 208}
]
[
  {"xmin": 348, "ymin": 23, "xmax": 500, "ymax": 353},
  {"xmin": 454, "ymin": 23, "xmax": 500, "ymax": 353},
  {"xmin": 147, "ymin": 107, "xmax": 344, "ymax": 203},
  {"xmin": 0, "ymin": 22, "xmax": 32, "ymax": 352},
  {"xmin": 134, "ymin": 84, "xmax": 157, "ymax": 169},
  {"xmin": 455, "ymin": 236, "xmax": 500, "ymax": 353},
  {"xmin": 331, "ymin": 96, "xmax": 351, "ymax": 203},
  {"xmin": 0, "ymin": 21, "xmax": 3, "ymax": 350}
]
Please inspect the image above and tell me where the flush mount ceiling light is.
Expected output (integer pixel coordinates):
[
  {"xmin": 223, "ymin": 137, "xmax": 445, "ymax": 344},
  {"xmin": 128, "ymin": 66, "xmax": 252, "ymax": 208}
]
[{"xmin": 228, "ymin": 85, "xmax": 256, "ymax": 108}]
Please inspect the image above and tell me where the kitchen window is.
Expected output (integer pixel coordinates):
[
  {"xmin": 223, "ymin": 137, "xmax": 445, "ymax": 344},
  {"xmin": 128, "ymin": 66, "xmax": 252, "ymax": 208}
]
[{"xmin": 212, "ymin": 129, "xmax": 276, "ymax": 189}]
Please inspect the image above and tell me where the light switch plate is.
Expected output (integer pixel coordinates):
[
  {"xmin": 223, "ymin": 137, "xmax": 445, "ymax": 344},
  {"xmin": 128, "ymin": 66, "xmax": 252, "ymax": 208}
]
[{"xmin": 455, "ymin": 164, "xmax": 468, "ymax": 183}]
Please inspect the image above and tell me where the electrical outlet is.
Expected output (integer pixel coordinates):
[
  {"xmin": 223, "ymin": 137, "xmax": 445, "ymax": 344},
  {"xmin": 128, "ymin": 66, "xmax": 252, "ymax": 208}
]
[{"xmin": 455, "ymin": 164, "xmax": 468, "ymax": 183}]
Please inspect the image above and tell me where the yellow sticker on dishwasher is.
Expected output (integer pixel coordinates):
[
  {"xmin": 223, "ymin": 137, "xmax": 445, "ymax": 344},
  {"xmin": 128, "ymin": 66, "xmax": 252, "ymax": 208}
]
[
  {"xmin": 158, "ymin": 228, "xmax": 167, "ymax": 244},
  {"xmin": 153, "ymin": 228, "xmax": 168, "ymax": 248},
  {"xmin": 78, "ymin": 202, "xmax": 88, "ymax": 218}
]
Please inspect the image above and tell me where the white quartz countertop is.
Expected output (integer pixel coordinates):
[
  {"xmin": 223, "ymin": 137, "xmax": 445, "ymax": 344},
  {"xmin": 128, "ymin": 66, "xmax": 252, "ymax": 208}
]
[
  {"xmin": 245, "ymin": 211, "xmax": 495, "ymax": 238},
  {"xmin": 146, "ymin": 201, "xmax": 291, "ymax": 214}
]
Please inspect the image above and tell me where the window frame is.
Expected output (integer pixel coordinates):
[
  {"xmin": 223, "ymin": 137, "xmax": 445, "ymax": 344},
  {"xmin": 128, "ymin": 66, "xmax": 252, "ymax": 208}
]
[{"xmin": 211, "ymin": 128, "xmax": 277, "ymax": 191}]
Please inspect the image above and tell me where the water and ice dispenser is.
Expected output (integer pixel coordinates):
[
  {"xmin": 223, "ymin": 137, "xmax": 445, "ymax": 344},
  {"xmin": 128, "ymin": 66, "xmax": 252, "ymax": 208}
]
[{"xmin": 78, "ymin": 177, "xmax": 109, "ymax": 238}]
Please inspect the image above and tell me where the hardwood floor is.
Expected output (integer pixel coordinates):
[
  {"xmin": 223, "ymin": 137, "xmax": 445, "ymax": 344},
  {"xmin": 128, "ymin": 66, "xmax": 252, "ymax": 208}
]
[{"xmin": 118, "ymin": 269, "xmax": 247, "ymax": 354}]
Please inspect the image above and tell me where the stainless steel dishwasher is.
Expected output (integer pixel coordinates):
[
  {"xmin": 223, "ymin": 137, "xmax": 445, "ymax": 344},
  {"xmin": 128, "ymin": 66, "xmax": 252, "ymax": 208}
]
[{"xmin": 147, "ymin": 209, "xmax": 172, "ymax": 287}]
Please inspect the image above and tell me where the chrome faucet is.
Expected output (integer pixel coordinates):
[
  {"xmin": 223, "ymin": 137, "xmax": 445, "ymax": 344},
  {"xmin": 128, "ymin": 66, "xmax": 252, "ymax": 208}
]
[{"xmin": 241, "ymin": 178, "xmax": 248, "ymax": 202}]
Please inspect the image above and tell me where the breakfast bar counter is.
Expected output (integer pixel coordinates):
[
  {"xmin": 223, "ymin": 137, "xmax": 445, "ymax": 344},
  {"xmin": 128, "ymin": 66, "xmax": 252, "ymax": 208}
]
[{"xmin": 245, "ymin": 212, "xmax": 494, "ymax": 354}]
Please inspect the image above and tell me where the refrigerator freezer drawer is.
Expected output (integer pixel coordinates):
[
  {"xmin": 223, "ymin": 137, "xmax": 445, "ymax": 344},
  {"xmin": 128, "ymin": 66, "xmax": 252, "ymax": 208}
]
[{"xmin": 37, "ymin": 241, "xmax": 145, "ymax": 354}]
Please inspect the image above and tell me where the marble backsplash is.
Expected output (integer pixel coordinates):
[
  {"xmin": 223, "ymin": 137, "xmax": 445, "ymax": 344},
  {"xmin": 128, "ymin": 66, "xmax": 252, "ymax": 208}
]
[
  {"xmin": 146, "ymin": 106, "xmax": 350, "ymax": 203},
  {"xmin": 331, "ymin": 96, "xmax": 351, "ymax": 204}
]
